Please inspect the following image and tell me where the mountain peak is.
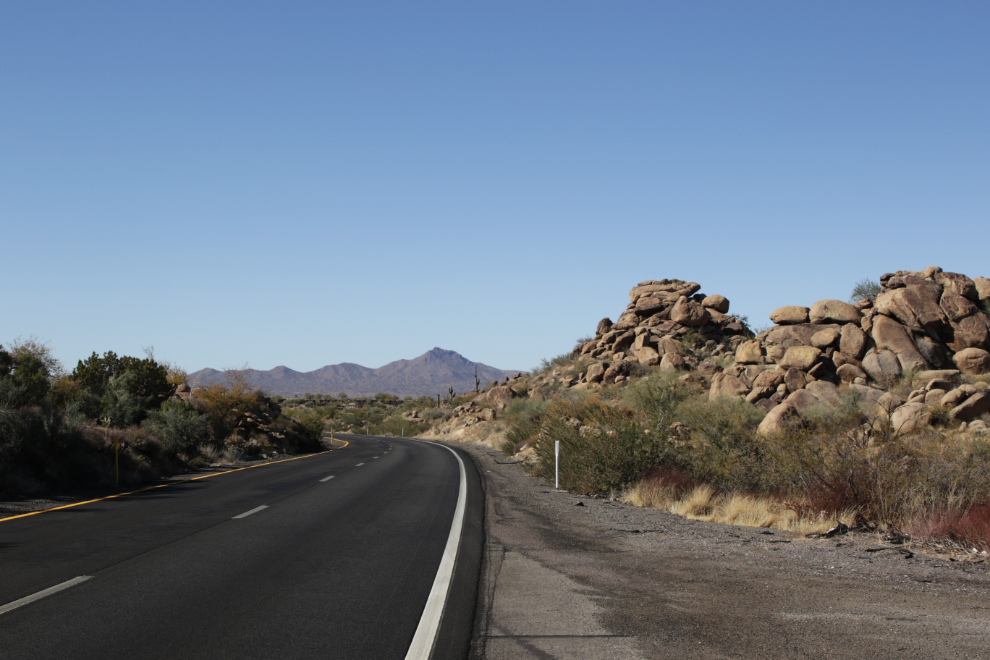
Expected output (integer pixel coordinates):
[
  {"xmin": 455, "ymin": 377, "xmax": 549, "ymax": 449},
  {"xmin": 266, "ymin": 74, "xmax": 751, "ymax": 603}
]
[{"xmin": 187, "ymin": 349, "xmax": 524, "ymax": 397}]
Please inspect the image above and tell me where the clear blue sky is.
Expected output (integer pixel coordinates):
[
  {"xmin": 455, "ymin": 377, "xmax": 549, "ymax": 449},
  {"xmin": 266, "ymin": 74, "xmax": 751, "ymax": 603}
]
[{"xmin": 2, "ymin": 2, "xmax": 988, "ymax": 374}]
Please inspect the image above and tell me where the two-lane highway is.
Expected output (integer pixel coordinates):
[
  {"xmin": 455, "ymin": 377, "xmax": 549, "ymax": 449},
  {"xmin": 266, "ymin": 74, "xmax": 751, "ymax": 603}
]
[{"xmin": 0, "ymin": 436, "xmax": 483, "ymax": 659}]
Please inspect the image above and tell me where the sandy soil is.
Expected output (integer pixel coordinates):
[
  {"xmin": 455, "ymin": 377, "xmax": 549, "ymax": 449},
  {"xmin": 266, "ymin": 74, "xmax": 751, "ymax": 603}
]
[{"xmin": 456, "ymin": 441, "xmax": 990, "ymax": 660}]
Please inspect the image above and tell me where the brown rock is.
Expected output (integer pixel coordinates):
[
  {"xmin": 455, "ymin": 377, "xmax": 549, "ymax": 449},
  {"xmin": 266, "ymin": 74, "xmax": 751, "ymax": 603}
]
[
  {"xmin": 633, "ymin": 334, "xmax": 651, "ymax": 350},
  {"xmin": 951, "ymin": 392, "xmax": 990, "ymax": 422},
  {"xmin": 765, "ymin": 324, "xmax": 839, "ymax": 350},
  {"xmin": 837, "ymin": 363, "xmax": 867, "ymax": 383},
  {"xmin": 634, "ymin": 296, "xmax": 667, "ymax": 316},
  {"xmin": 890, "ymin": 403, "xmax": 931, "ymax": 435},
  {"xmin": 915, "ymin": 369, "xmax": 961, "ymax": 382},
  {"xmin": 779, "ymin": 346, "xmax": 821, "ymax": 371},
  {"xmin": 941, "ymin": 388, "xmax": 970, "ymax": 409},
  {"xmin": 757, "ymin": 403, "xmax": 800, "ymax": 435},
  {"xmin": 953, "ymin": 347, "xmax": 990, "ymax": 375},
  {"xmin": 861, "ymin": 349, "xmax": 902, "ymax": 384},
  {"xmin": 613, "ymin": 331, "xmax": 636, "ymax": 352},
  {"xmin": 871, "ymin": 315, "xmax": 929, "ymax": 372},
  {"xmin": 940, "ymin": 289, "xmax": 980, "ymax": 322},
  {"xmin": 944, "ymin": 314, "xmax": 990, "ymax": 352},
  {"xmin": 710, "ymin": 373, "xmax": 750, "ymax": 400},
  {"xmin": 613, "ymin": 311, "xmax": 640, "ymax": 330},
  {"xmin": 925, "ymin": 379, "xmax": 954, "ymax": 391},
  {"xmin": 735, "ymin": 340, "xmax": 762, "ymax": 365},
  {"xmin": 875, "ymin": 282, "xmax": 948, "ymax": 331},
  {"xmin": 596, "ymin": 318, "xmax": 613, "ymax": 336},
  {"xmin": 670, "ymin": 296, "xmax": 711, "ymax": 327},
  {"xmin": 629, "ymin": 280, "xmax": 700, "ymax": 304},
  {"xmin": 925, "ymin": 389, "xmax": 946, "ymax": 405},
  {"xmin": 635, "ymin": 346, "xmax": 661, "ymax": 367},
  {"xmin": 586, "ymin": 362, "xmax": 608, "ymax": 384},
  {"xmin": 974, "ymin": 277, "xmax": 990, "ymax": 302},
  {"xmin": 806, "ymin": 380, "xmax": 840, "ymax": 405},
  {"xmin": 839, "ymin": 323, "xmax": 866, "ymax": 360},
  {"xmin": 654, "ymin": 337, "xmax": 683, "ymax": 356},
  {"xmin": 769, "ymin": 306, "xmax": 810, "ymax": 325},
  {"xmin": 702, "ymin": 295, "xmax": 730, "ymax": 313},
  {"xmin": 784, "ymin": 368, "xmax": 808, "ymax": 392},
  {"xmin": 745, "ymin": 386, "xmax": 775, "ymax": 403},
  {"xmin": 603, "ymin": 360, "xmax": 630, "ymax": 385},
  {"xmin": 474, "ymin": 385, "xmax": 517, "ymax": 410},
  {"xmin": 786, "ymin": 389, "xmax": 821, "ymax": 415},
  {"xmin": 809, "ymin": 300, "xmax": 862, "ymax": 325},
  {"xmin": 810, "ymin": 328, "xmax": 840, "ymax": 349},
  {"xmin": 660, "ymin": 353, "xmax": 688, "ymax": 371},
  {"xmin": 832, "ymin": 352, "xmax": 861, "ymax": 369},
  {"xmin": 935, "ymin": 271, "xmax": 978, "ymax": 301},
  {"xmin": 850, "ymin": 383, "xmax": 885, "ymax": 404},
  {"xmin": 913, "ymin": 335, "xmax": 954, "ymax": 369},
  {"xmin": 753, "ymin": 369, "xmax": 785, "ymax": 389}
]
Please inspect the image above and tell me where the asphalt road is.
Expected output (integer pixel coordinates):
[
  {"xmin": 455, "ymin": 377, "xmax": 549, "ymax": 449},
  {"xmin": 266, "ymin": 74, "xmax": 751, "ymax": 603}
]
[{"xmin": 0, "ymin": 435, "xmax": 484, "ymax": 660}]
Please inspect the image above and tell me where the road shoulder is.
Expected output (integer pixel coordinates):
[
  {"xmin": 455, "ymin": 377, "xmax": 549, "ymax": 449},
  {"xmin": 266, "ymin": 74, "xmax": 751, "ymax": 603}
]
[{"xmin": 456, "ymin": 441, "xmax": 990, "ymax": 660}]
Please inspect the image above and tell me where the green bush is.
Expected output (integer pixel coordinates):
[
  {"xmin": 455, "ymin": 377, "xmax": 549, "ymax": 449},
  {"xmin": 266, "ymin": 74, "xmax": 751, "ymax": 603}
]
[
  {"xmin": 531, "ymin": 353, "xmax": 572, "ymax": 375},
  {"xmin": 850, "ymin": 278, "xmax": 881, "ymax": 302},
  {"xmin": 143, "ymin": 400, "xmax": 208, "ymax": 454},
  {"xmin": 673, "ymin": 395, "xmax": 766, "ymax": 490}
]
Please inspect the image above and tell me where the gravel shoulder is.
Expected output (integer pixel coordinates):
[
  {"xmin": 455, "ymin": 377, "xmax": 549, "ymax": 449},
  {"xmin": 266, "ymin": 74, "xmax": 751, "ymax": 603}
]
[{"xmin": 454, "ymin": 441, "xmax": 990, "ymax": 660}]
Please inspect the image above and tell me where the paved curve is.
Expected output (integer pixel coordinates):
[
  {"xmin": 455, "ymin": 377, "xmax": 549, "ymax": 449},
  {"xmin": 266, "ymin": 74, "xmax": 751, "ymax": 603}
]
[{"xmin": 0, "ymin": 435, "xmax": 483, "ymax": 660}]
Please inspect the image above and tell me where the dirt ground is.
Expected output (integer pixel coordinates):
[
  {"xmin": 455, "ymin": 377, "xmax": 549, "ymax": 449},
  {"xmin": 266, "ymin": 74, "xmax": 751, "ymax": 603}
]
[{"xmin": 456, "ymin": 441, "xmax": 990, "ymax": 660}]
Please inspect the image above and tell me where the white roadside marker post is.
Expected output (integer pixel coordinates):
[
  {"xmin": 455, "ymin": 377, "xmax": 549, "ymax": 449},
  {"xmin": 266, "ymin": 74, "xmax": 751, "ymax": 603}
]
[{"xmin": 555, "ymin": 440, "xmax": 560, "ymax": 491}]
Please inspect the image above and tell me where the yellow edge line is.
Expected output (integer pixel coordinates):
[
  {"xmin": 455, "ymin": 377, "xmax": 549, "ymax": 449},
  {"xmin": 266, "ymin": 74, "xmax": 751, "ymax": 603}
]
[{"xmin": 0, "ymin": 439, "xmax": 351, "ymax": 525}]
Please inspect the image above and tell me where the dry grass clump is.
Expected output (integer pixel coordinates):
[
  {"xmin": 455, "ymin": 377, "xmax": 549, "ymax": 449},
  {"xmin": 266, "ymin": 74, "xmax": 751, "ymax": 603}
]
[{"xmin": 623, "ymin": 476, "xmax": 857, "ymax": 535}]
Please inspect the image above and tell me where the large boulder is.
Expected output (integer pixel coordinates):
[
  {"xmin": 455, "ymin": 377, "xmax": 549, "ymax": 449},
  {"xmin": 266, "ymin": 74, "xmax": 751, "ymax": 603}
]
[
  {"xmin": 586, "ymin": 362, "xmax": 608, "ymax": 383},
  {"xmin": 871, "ymin": 315, "xmax": 929, "ymax": 372},
  {"xmin": 975, "ymin": 277, "xmax": 990, "ymax": 302},
  {"xmin": 839, "ymin": 324, "xmax": 868, "ymax": 359},
  {"xmin": 635, "ymin": 346, "xmax": 661, "ymax": 367},
  {"xmin": 913, "ymin": 334, "xmax": 954, "ymax": 369},
  {"xmin": 702, "ymin": 295, "xmax": 730, "ymax": 313},
  {"xmin": 779, "ymin": 346, "xmax": 821, "ymax": 371},
  {"xmin": 710, "ymin": 373, "xmax": 750, "ymax": 400},
  {"xmin": 612, "ymin": 331, "xmax": 636, "ymax": 352},
  {"xmin": 862, "ymin": 349, "xmax": 902, "ymax": 383},
  {"xmin": 670, "ymin": 296, "xmax": 711, "ymax": 327},
  {"xmin": 875, "ymin": 279, "xmax": 948, "ymax": 331},
  {"xmin": 735, "ymin": 340, "xmax": 763, "ymax": 364},
  {"xmin": 806, "ymin": 380, "xmax": 841, "ymax": 405},
  {"xmin": 935, "ymin": 271, "xmax": 978, "ymax": 301},
  {"xmin": 660, "ymin": 353, "xmax": 688, "ymax": 371},
  {"xmin": 953, "ymin": 347, "xmax": 990, "ymax": 375},
  {"xmin": 836, "ymin": 363, "xmax": 868, "ymax": 383},
  {"xmin": 655, "ymin": 337, "xmax": 684, "ymax": 356},
  {"xmin": 765, "ymin": 324, "xmax": 839, "ymax": 350},
  {"xmin": 951, "ymin": 392, "xmax": 990, "ymax": 422},
  {"xmin": 810, "ymin": 328, "xmax": 840, "ymax": 349},
  {"xmin": 785, "ymin": 389, "xmax": 821, "ymax": 415},
  {"xmin": 809, "ymin": 299, "xmax": 862, "ymax": 325},
  {"xmin": 474, "ymin": 386, "xmax": 517, "ymax": 410},
  {"xmin": 944, "ymin": 314, "xmax": 990, "ymax": 352},
  {"xmin": 757, "ymin": 403, "xmax": 800, "ymax": 435},
  {"xmin": 769, "ymin": 306, "xmax": 810, "ymax": 325},
  {"xmin": 603, "ymin": 360, "xmax": 630, "ymax": 385},
  {"xmin": 634, "ymin": 296, "xmax": 668, "ymax": 317},
  {"xmin": 940, "ymin": 289, "xmax": 980, "ymax": 321},
  {"xmin": 596, "ymin": 318, "xmax": 613, "ymax": 336},
  {"xmin": 629, "ymin": 280, "xmax": 700, "ymax": 304},
  {"xmin": 752, "ymin": 369, "xmax": 785, "ymax": 389},
  {"xmin": 890, "ymin": 403, "xmax": 931, "ymax": 435}
]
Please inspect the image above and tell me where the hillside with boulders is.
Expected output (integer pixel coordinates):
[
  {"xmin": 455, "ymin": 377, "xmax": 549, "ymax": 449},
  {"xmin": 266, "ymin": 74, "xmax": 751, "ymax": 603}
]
[{"xmin": 412, "ymin": 267, "xmax": 990, "ymax": 555}]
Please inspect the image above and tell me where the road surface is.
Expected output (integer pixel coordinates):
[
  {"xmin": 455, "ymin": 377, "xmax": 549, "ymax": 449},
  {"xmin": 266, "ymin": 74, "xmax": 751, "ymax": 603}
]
[{"xmin": 0, "ymin": 435, "xmax": 483, "ymax": 660}]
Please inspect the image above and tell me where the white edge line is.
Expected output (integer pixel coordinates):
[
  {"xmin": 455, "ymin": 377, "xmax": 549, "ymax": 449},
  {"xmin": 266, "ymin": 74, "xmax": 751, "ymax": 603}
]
[
  {"xmin": 355, "ymin": 462, "xmax": 365, "ymax": 466},
  {"xmin": 320, "ymin": 475, "xmax": 336, "ymax": 482},
  {"xmin": 404, "ymin": 443, "xmax": 467, "ymax": 660},
  {"xmin": 0, "ymin": 576, "xmax": 92, "ymax": 615},
  {"xmin": 232, "ymin": 504, "xmax": 269, "ymax": 519}
]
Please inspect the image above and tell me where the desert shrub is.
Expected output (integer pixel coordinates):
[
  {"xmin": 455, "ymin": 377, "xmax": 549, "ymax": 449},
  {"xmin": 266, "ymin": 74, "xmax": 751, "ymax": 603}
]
[
  {"xmin": 850, "ymin": 278, "xmax": 881, "ymax": 302},
  {"xmin": 99, "ymin": 371, "xmax": 150, "ymax": 428},
  {"xmin": 142, "ymin": 400, "xmax": 208, "ymax": 454},
  {"xmin": 291, "ymin": 408, "xmax": 326, "ymax": 440},
  {"xmin": 71, "ymin": 351, "xmax": 173, "ymax": 417},
  {"xmin": 533, "ymin": 399, "xmax": 655, "ymax": 493},
  {"xmin": 531, "ymin": 353, "xmax": 572, "ymax": 375},
  {"xmin": 195, "ymin": 370, "xmax": 265, "ymax": 442},
  {"xmin": 673, "ymin": 395, "xmax": 766, "ymax": 490}
]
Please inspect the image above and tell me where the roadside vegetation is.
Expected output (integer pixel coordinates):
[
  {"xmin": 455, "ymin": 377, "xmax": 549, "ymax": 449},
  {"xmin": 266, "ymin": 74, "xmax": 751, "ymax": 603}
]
[
  {"xmin": 462, "ymin": 347, "xmax": 990, "ymax": 552},
  {"xmin": 0, "ymin": 340, "xmax": 324, "ymax": 494}
]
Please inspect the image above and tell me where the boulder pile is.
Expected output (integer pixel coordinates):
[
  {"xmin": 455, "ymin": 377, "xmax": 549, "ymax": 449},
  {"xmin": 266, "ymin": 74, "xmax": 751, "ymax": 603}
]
[
  {"xmin": 741, "ymin": 267, "xmax": 990, "ymax": 433},
  {"xmin": 570, "ymin": 279, "xmax": 750, "ymax": 386}
]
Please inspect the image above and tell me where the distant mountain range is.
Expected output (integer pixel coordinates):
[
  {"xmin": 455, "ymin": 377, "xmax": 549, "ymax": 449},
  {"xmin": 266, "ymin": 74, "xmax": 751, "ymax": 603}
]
[{"xmin": 186, "ymin": 348, "xmax": 526, "ymax": 398}]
